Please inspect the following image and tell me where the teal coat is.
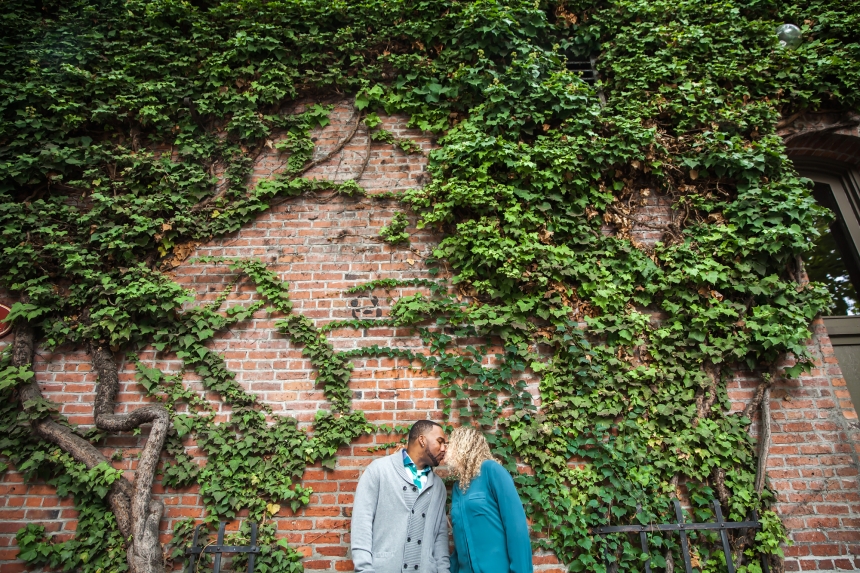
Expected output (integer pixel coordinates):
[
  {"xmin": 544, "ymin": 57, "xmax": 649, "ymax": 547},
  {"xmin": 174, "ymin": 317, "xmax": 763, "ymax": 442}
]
[{"xmin": 450, "ymin": 460, "xmax": 533, "ymax": 573}]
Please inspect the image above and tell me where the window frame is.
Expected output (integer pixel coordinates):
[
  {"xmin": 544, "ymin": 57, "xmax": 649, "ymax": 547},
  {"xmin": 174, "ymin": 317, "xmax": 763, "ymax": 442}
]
[{"xmin": 794, "ymin": 159, "xmax": 860, "ymax": 337}]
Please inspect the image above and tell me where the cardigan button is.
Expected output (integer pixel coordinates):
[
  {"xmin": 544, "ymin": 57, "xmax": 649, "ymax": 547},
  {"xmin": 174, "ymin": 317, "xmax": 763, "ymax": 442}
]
[
  {"xmin": 403, "ymin": 565, "xmax": 407, "ymax": 569},
  {"xmin": 412, "ymin": 486, "xmax": 417, "ymax": 492},
  {"xmin": 403, "ymin": 486, "xmax": 407, "ymax": 491},
  {"xmin": 417, "ymin": 540, "xmax": 422, "ymax": 545},
  {"xmin": 414, "ymin": 566, "xmax": 418, "ymax": 570},
  {"xmin": 421, "ymin": 513, "xmax": 426, "ymax": 518},
  {"xmin": 407, "ymin": 538, "xmax": 411, "ymax": 542},
  {"xmin": 412, "ymin": 510, "xmax": 414, "ymax": 514}
]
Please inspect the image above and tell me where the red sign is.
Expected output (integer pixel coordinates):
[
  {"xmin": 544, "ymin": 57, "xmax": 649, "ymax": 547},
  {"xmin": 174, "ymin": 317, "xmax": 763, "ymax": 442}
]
[{"xmin": 0, "ymin": 304, "xmax": 11, "ymax": 339}]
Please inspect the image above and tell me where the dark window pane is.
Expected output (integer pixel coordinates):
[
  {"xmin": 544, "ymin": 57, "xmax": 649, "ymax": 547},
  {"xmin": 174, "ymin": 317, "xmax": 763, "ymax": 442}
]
[{"xmin": 806, "ymin": 215, "xmax": 860, "ymax": 316}]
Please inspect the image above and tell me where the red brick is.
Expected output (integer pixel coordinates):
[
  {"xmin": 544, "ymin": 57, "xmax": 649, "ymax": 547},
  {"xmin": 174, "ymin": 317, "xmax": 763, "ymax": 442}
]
[
  {"xmin": 828, "ymin": 531, "xmax": 860, "ymax": 542},
  {"xmin": 0, "ymin": 523, "xmax": 26, "ymax": 535},
  {"xmin": 784, "ymin": 545, "xmax": 811, "ymax": 557},
  {"xmin": 316, "ymin": 545, "xmax": 348, "ymax": 557},
  {"xmin": 282, "ymin": 520, "xmax": 314, "ymax": 531},
  {"xmin": 793, "ymin": 531, "xmax": 827, "ymax": 543},
  {"xmin": 810, "ymin": 544, "xmax": 840, "ymax": 556},
  {"xmin": 815, "ymin": 504, "xmax": 853, "ymax": 515},
  {"xmin": 805, "ymin": 517, "xmax": 840, "ymax": 528}
]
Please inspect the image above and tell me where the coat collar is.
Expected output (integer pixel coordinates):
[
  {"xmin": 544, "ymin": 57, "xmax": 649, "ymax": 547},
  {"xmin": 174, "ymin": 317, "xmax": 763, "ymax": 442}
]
[{"xmin": 389, "ymin": 449, "xmax": 436, "ymax": 490}]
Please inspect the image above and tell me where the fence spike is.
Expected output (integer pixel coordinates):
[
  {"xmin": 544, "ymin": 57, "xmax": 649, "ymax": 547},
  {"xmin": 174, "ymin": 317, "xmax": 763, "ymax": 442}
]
[
  {"xmin": 212, "ymin": 522, "xmax": 227, "ymax": 573},
  {"xmin": 639, "ymin": 527, "xmax": 652, "ymax": 573},
  {"xmin": 673, "ymin": 499, "xmax": 693, "ymax": 573},
  {"xmin": 248, "ymin": 522, "xmax": 258, "ymax": 573},
  {"xmin": 712, "ymin": 500, "xmax": 736, "ymax": 573},
  {"xmin": 187, "ymin": 523, "xmax": 204, "ymax": 573}
]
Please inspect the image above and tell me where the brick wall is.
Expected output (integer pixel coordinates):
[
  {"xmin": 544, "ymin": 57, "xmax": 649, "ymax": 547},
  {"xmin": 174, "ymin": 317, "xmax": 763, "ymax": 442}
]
[
  {"xmin": 1, "ymin": 104, "xmax": 858, "ymax": 573},
  {"xmin": 777, "ymin": 116, "xmax": 860, "ymax": 571},
  {"xmin": 728, "ymin": 322, "xmax": 860, "ymax": 571}
]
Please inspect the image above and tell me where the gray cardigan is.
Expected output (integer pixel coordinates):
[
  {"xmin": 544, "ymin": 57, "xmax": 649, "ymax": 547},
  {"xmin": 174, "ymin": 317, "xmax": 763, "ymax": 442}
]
[{"xmin": 351, "ymin": 450, "xmax": 450, "ymax": 573}]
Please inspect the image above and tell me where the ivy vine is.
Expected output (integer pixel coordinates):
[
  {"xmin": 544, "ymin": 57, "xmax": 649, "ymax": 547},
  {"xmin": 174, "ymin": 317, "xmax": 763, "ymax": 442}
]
[{"xmin": 1, "ymin": 0, "xmax": 858, "ymax": 572}]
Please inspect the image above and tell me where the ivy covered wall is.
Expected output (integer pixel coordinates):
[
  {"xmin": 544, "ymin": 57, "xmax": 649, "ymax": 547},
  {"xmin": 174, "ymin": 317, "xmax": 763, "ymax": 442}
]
[{"xmin": 1, "ymin": 0, "xmax": 859, "ymax": 572}]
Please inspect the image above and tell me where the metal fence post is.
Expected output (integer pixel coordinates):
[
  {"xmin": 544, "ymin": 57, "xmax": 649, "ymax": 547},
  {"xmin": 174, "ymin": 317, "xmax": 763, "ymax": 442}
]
[{"xmin": 185, "ymin": 521, "xmax": 262, "ymax": 573}]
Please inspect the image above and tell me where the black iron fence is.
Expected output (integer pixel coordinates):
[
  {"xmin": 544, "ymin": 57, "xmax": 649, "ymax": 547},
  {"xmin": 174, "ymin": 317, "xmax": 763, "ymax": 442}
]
[
  {"xmin": 185, "ymin": 500, "xmax": 766, "ymax": 573},
  {"xmin": 185, "ymin": 521, "xmax": 260, "ymax": 573},
  {"xmin": 592, "ymin": 499, "xmax": 769, "ymax": 573}
]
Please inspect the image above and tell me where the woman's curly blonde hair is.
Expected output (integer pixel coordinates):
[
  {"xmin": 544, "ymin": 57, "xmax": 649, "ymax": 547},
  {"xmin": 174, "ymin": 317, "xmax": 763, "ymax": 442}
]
[{"xmin": 446, "ymin": 426, "xmax": 498, "ymax": 492}]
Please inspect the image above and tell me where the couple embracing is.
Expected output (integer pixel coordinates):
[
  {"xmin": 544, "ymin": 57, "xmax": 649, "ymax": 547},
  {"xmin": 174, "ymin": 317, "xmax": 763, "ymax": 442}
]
[{"xmin": 351, "ymin": 421, "xmax": 533, "ymax": 573}]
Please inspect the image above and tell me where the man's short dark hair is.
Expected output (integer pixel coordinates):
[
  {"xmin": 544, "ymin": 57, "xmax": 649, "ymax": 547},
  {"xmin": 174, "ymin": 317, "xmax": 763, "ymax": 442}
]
[{"xmin": 408, "ymin": 420, "xmax": 443, "ymax": 444}]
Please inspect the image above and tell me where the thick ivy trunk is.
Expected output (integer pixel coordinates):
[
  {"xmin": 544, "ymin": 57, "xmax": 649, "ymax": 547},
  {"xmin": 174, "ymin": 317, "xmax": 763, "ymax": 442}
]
[
  {"xmin": 89, "ymin": 343, "xmax": 169, "ymax": 573},
  {"xmin": 12, "ymin": 321, "xmax": 168, "ymax": 573}
]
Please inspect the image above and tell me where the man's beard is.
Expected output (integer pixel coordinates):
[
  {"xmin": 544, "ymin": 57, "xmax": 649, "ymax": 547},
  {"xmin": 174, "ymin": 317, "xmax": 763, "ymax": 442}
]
[{"xmin": 425, "ymin": 445, "xmax": 441, "ymax": 467}]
